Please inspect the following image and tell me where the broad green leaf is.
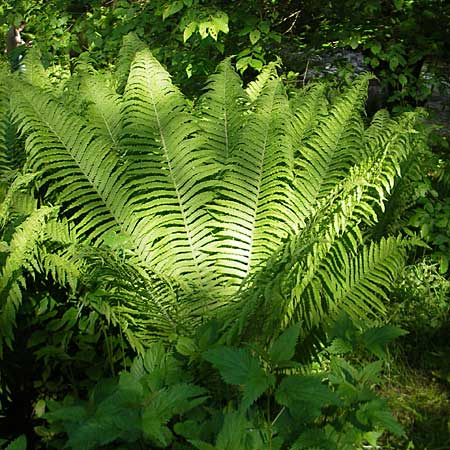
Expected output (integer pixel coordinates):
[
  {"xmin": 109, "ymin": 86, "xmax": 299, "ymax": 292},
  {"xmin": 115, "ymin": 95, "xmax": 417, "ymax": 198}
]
[
  {"xmin": 203, "ymin": 346, "xmax": 274, "ymax": 408},
  {"xmin": 249, "ymin": 29, "xmax": 261, "ymax": 45},
  {"xmin": 356, "ymin": 399, "xmax": 404, "ymax": 436},
  {"xmin": 361, "ymin": 325, "xmax": 407, "ymax": 358},
  {"xmin": 268, "ymin": 322, "xmax": 301, "ymax": 364},
  {"xmin": 5, "ymin": 436, "xmax": 27, "ymax": 450},
  {"xmin": 212, "ymin": 11, "xmax": 229, "ymax": 34},
  {"xmin": 276, "ymin": 375, "xmax": 340, "ymax": 422}
]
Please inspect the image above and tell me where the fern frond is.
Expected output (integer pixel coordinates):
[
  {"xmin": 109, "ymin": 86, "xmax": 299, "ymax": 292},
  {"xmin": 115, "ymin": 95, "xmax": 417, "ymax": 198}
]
[
  {"xmin": 198, "ymin": 58, "xmax": 248, "ymax": 166},
  {"xmin": 293, "ymin": 74, "xmax": 373, "ymax": 223},
  {"xmin": 213, "ymin": 78, "xmax": 299, "ymax": 285},
  {"xmin": 121, "ymin": 49, "xmax": 218, "ymax": 290},
  {"xmin": 11, "ymin": 83, "xmax": 129, "ymax": 243},
  {"xmin": 245, "ymin": 60, "xmax": 281, "ymax": 102},
  {"xmin": 0, "ymin": 172, "xmax": 37, "ymax": 227},
  {"xmin": 290, "ymin": 83, "xmax": 328, "ymax": 150},
  {"xmin": 0, "ymin": 68, "xmax": 22, "ymax": 178},
  {"xmin": 225, "ymin": 125, "xmax": 416, "ymax": 340},
  {"xmin": 115, "ymin": 32, "xmax": 148, "ymax": 94},
  {"xmin": 80, "ymin": 247, "xmax": 189, "ymax": 347},
  {"xmin": 0, "ymin": 206, "xmax": 55, "ymax": 356},
  {"xmin": 80, "ymin": 74, "xmax": 123, "ymax": 151},
  {"xmin": 21, "ymin": 47, "xmax": 53, "ymax": 90}
]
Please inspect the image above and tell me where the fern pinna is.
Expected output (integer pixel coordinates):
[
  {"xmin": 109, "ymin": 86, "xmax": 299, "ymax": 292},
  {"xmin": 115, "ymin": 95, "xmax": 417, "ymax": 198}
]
[{"xmin": 3, "ymin": 40, "xmax": 424, "ymax": 349}]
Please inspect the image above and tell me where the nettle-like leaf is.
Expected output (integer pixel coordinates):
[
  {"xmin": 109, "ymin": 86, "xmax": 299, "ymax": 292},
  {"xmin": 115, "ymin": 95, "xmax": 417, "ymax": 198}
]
[
  {"xmin": 268, "ymin": 322, "xmax": 301, "ymax": 364},
  {"xmin": 203, "ymin": 346, "xmax": 275, "ymax": 409},
  {"xmin": 361, "ymin": 324, "xmax": 407, "ymax": 358},
  {"xmin": 275, "ymin": 375, "xmax": 340, "ymax": 423}
]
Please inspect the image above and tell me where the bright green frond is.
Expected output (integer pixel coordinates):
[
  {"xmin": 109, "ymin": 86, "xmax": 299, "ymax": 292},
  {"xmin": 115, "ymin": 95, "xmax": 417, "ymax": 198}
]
[
  {"xmin": 115, "ymin": 32, "xmax": 148, "ymax": 94},
  {"xmin": 81, "ymin": 74, "xmax": 123, "ymax": 151},
  {"xmin": 121, "ymin": 49, "xmax": 218, "ymax": 290},
  {"xmin": 245, "ymin": 60, "xmax": 280, "ymax": 102},
  {"xmin": 0, "ymin": 68, "xmax": 22, "ymax": 178},
  {"xmin": 293, "ymin": 74, "xmax": 373, "ymax": 223},
  {"xmin": 290, "ymin": 83, "xmax": 328, "ymax": 150},
  {"xmin": 198, "ymin": 58, "xmax": 248, "ymax": 166},
  {"xmin": 214, "ymin": 78, "xmax": 299, "ymax": 285},
  {"xmin": 225, "ymin": 129, "xmax": 416, "ymax": 340},
  {"xmin": 21, "ymin": 47, "xmax": 53, "ymax": 90},
  {"xmin": 11, "ymin": 83, "xmax": 131, "ymax": 244}
]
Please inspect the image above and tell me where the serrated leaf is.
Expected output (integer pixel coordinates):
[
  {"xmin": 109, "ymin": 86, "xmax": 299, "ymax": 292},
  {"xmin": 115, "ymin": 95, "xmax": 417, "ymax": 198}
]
[
  {"xmin": 276, "ymin": 376, "xmax": 340, "ymax": 422},
  {"xmin": 215, "ymin": 411, "xmax": 250, "ymax": 450},
  {"xmin": 203, "ymin": 346, "xmax": 259, "ymax": 385},
  {"xmin": 203, "ymin": 346, "xmax": 274, "ymax": 408},
  {"xmin": 5, "ymin": 435, "xmax": 27, "ymax": 450},
  {"xmin": 268, "ymin": 322, "xmax": 301, "ymax": 363},
  {"xmin": 356, "ymin": 399, "xmax": 404, "ymax": 436},
  {"xmin": 290, "ymin": 429, "xmax": 338, "ymax": 450},
  {"xmin": 361, "ymin": 325, "xmax": 407, "ymax": 358}
]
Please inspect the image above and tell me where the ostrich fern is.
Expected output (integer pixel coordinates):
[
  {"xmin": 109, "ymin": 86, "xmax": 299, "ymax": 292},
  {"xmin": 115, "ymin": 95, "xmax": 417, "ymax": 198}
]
[{"xmin": 2, "ymin": 41, "xmax": 425, "ymax": 350}]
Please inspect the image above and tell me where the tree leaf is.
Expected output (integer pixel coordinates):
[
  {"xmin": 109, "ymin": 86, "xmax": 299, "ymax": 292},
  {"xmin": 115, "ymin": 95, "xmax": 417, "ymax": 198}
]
[
  {"xmin": 183, "ymin": 21, "xmax": 197, "ymax": 42},
  {"xmin": 249, "ymin": 29, "xmax": 261, "ymax": 45},
  {"xmin": 162, "ymin": 1, "xmax": 184, "ymax": 21}
]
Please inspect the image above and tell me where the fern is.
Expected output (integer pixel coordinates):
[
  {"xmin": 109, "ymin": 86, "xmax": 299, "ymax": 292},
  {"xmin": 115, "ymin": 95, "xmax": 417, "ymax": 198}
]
[
  {"xmin": 198, "ymin": 57, "xmax": 248, "ymax": 166},
  {"xmin": 0, "ymin": 206, "xmax": 55, "ymax": 355},
  {"xmin": 213, "ymin": 78, "xmax": 299, "ymax": 285},
  {"xmin": 6, "ymin": 42, "xmax": 426, "ymax": 349},
  {"xmin": 80, "ymin": 74, "xmax": 123, "ymax": 151},
  {"xmin": 120, "ymin": 49, "xmax": 218, "ymax": 290},
  {"xmin": 293, "ymin": 75, "xmax": 373, "ymax": 224}
]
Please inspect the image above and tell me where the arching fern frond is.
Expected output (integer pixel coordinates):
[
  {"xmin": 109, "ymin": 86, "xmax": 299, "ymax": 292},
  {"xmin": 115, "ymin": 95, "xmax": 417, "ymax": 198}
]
[
  {"xmin": 245, "ymin": 60, "xmax": 280, "ymax": 102},
  {"xmin": 224, "ymin": 118, "xmax": 420, "ymax": 340},
  {"xmin": 115, "ymin": 32, "xmax": 148, "ymax": 94},
  {"xmin": 21, "ymin": 47, "xmax": 53, "ymax": 91},
  {"xmin": 79, "ymin": 246, "xmax": 187, "ymax": 350},
  {"xmin": 198, "ymin": 58, "xmax": 248, "ymax": 166},
  {"xmin": 213, "ymin": 78, "xmax": 298, "ymax": 286},
  {"xmin": 0, "ymin": 206, "xmax": 55, "ymax": 356},
  {"xmin": 11, "ymin": 83, "xmax": 128, "ymax": 243},
  {"xmin": 80, "ymin": 74, "xmax": 123, "ymax": 151},
  {"xmin": 121, "ymin": 49, "xmax": 218, "ymax": 291},
  {"xmin": 0, "ymin": 67, "xmax": 23, "ymax": 179},
  {"xmin": 293, "ymin": 74, "xmax": 374, "ymax": 224},
  {"xmin": 290, "ymin": 83, "xmax": 328, "ymax": 151}
]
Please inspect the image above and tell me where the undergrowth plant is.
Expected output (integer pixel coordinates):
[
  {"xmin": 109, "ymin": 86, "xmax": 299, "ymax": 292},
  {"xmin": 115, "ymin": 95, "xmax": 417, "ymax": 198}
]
[{"xmin": 40, "ymin": 316, "xmax": 405, "ymax": 449}]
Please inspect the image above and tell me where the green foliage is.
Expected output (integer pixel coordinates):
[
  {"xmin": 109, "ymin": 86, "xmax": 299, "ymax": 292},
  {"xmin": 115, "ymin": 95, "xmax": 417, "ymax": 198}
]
[
  {"xmin": 41, "ymin": 316, "xmax": 404, "ymax": 449},
  {"xmin": 44, "ymin": 342, "xmax": 207, "ymax": 449},
  {"xmin": 408, "ymin": 193, "xmax": 450, "ymax": 274},
  {"xmin": 391, "ymin": 261, "xmax": 450, "ymax": 333},
  {"xmin": 3, "ymin": 435, "xmax": 26, "ymax": 450},
  {"xmin": 1, "ymin": 40, "xmax": 426, "ymax": 353}
]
